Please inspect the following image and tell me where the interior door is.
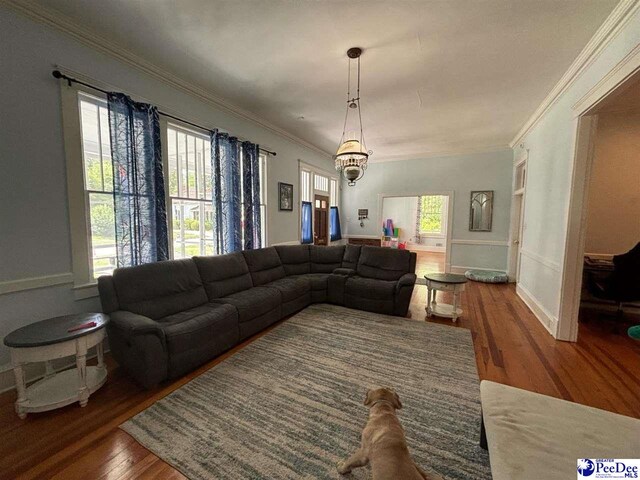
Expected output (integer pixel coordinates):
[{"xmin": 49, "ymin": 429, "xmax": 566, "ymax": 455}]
[{"xmin": 314, "ymin": 195, "xmax": 329, "ymax": 245}]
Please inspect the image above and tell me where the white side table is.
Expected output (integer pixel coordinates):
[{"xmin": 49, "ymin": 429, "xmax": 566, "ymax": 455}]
[
  {"xmin": 3, "ymin": 313, "xmax": 109, "ymax": 419},
  {"xmin": 424, "ymin": 273, "xmax": 468, "ymax": 322}
]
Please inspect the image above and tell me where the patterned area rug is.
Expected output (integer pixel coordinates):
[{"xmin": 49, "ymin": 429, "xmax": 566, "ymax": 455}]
[{"xmin": 121, "ymin": 304, "xmax": 490, "ymax": 479}]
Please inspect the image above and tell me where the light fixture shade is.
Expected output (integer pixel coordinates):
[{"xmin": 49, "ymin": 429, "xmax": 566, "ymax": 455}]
[{"xmin": 335, "ymin": 139, "xmax": 368, "ymax": 158}]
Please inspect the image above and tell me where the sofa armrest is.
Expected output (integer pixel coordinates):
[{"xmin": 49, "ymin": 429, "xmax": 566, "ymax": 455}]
[
  {"xmin": 332, "ymin": 267, "xmax": 356, "ymax": 276},
  {"xmin": 396, "ymin": 273, "xmax": 417, "ymax": 291},
  {"xmin": 109, "ymin": 310, "xmax": 165, "ymax": 341}
]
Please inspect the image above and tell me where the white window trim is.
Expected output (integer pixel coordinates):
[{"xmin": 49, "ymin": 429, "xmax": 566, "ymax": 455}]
[
  {"xmin": 60, "ymin": 83, "xmax": 107, "ymax": 297},
  {"xmin": 298, "ymin": 160, "xmax": 340, "ymax": 243}
]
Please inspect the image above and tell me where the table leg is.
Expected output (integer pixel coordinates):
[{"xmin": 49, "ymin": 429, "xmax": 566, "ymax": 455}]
[
  {"xmin": 12, "ymin": 362, "xmax": 28, "ymax": 419},
  {"xmin": 425, "ymin": 287, "xmax": 432, "ymax": 317},
  {"xmin": 96, "ymin": 339, "xmax": 106, "ymax": 376},
  {"xmin": 44, "ymin": 360, "xmax": 55, "ymax": 380},
  {"xmin": 76, "ymin": 341, "xmax": 89, "ymax": 407},
  {"xmin": 452, "ymin": 289, "xmax": 460, "ymax": 323}
]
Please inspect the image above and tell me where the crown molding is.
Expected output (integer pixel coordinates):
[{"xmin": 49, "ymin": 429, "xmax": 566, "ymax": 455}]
[
  {"xmin": 2, "ymin": 0, "xmax": 332, "ymax": 158},
  {"xmin": 368, "ymin": 144, "xmax": 510, "ymax": 164},
  {"xmin": 509, "ymin": 0, "xmax": 640, "ymax": 148}
]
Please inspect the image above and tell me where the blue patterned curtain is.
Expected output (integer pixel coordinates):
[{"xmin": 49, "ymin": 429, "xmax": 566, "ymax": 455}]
[
  {"xmin": 242, "ymin": 141, "xmax": 262, "ymax": 250},
  {"xmin": 108, "ymin": 93, "xmax": 168, "ymax": 267},
  {"xmin": 301, "ymin": 201, "xmax": 313, "ymax": 244},
  {"xmin": 330, "ymin": 206, "xmax": 342, "ymax": 242},
  {"xmin": 211, "ymin": 131, "xmax": 242, "ymax": 254}
]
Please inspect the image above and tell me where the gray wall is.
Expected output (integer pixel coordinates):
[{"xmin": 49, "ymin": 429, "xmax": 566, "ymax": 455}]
[
  {"xmin": 0, "ymin": 6, "xmax": 333, "ymax": 371},
  {"xmin": 341, "ymin": 149, "xmax": 514, "ymax": 270}
]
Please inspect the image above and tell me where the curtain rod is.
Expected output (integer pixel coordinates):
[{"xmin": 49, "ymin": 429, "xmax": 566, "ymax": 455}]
[{"xmin": 52, "ymin": 70, "xmax": 277, "ymax": 156}]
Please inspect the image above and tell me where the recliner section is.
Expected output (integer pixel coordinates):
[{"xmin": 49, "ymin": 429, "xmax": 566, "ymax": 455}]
[{"xmin": 98, "ymin": 245, "xmax": 416, "ymax": 388}]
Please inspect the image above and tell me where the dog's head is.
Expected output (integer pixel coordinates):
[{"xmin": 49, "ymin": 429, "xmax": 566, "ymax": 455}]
[{"xmin": 364, "ymin": 387, "xmax": 402, "ymax": 410}]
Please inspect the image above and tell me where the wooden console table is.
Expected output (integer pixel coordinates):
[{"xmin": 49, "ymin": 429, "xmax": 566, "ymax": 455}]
[{"xmin": 4, "ymin": 313, "xmax": 109, "ymax": 419}]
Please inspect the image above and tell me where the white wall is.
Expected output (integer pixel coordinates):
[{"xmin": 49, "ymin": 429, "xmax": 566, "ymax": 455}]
[
  {"xmin": 0, "ymin": 6, "xmax": 333, "ymax": 374},
  {"xmin": 513, "ymin": 6, "xmax": 640, "ymax": 336},
  {"xmin": 585, "ymin": 110, "xmax": 640, "ymax": 255},
  {"xmin": 380, "ymin": 196, "xmax": 419, "ymax": 243},
  {"xmin": 342, "ymin": 149, "xmax": 513, "ymax": 270}
]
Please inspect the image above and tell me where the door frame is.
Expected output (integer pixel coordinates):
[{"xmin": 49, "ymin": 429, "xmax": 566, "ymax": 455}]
[
  {"xmin": 556, "ymin": 48, "xmax": 640, "ymax": 341},
  {"xmin": 377, "ymin": 191, "xmax": 454, "ymax": 272},
  {"xmin": 313, "ymin": 194, "xmax": 330, "ymax": 245},
  {"xmin": 507, "ymin": 150, "xmax": 528, "ymax": 281}
]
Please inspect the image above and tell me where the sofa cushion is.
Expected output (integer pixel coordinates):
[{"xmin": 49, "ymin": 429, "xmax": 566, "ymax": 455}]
[
  {"xmin": 310, "ymin": 245, "xmax": 346, "ymax": 273},
  {"xmin": 112, "ymin": 259, "xmax": 207, "ymax": 320},
  {"xmin": 243, "ymin": 247, "xmax": 286, "ymax": 286},
  {"xmin": 213, "ymin": 286, "xmax": 281, "ymax": 323},
  {"xmin": 263, "ymin": 276, "xmax": 311, "ymax": 303},
  {"xmin": 159, "ymin": 303, "xmax": 239, "ymax": 378},
  {"xmin": 193, "ymin": 253, "xmax": 253, "ymax": 300},
  {"xmin": 345, "ymin": 276, "xmax": 397, "ymax": 299},
  {"xmin": 342, "ymin": 245, "xmax": 362, "ymax": 269},
  {"xmin": 357, "ymin": 246, "xmax": 412, "ymax": 281},
  {"xmin": 298, "ymin": 273, "xmax": 329, "ymax": 291},
  {"xmin": 275, "ymin": 245, "xmax": 311, "ymax": 275}
]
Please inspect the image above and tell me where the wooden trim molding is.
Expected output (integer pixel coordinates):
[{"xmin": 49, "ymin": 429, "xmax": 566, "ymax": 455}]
[
  {"xmin": 519, "ymin": 248, "xmax": 561, "ymax": 272},
  {"xmin": 450, "ymin": 239, "xmax": 509, "ymax": 246},
  {"xmin": 0, "ymin": 273, "xmax": 74, "ymax": 296},
  {"xmin": 509, "ymin": 0, "xmax": 640, "ymax": 147},
  {"xmin": 516, "ymin": 284, "xmax": 559, "ymax": 337},
  {"xmin": 2, "ymin": 0, "xmax": 331, "ymax": 158}
]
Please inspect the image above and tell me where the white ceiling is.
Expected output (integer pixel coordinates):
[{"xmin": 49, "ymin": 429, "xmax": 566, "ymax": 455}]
[{"xmin": 36, "ymin": 0, "xmax": 618, "ymax": 160}]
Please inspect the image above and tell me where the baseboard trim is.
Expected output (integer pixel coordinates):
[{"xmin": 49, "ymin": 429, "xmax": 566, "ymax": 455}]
[
  {"xmin": 516, "ymin": 284, "xmax": 558, "ymax": 337},
  {"xmin": 450, "ymin": 239, "xmax": 509, "ymax": 247},
  {"xmin": 450, "ymin": 265, "xmax": 503, "ymax": 274},
  {"xmin": 271, "ymin": 240, "xmax": 300, "ymax": 246}
]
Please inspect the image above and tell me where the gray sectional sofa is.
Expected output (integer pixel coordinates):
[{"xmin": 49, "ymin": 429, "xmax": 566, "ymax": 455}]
[{"xmin": 98, "ymin": 245, "xmax": 416, "ymax": 388}]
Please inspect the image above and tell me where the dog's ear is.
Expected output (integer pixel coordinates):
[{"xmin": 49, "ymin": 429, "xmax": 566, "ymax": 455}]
[
  {"xmin": 364, "ymin": 389, "xmax": 373, "ymax": 406},
  {"xmin": 392, "ymin": 391, "xmax": 403, "ymax": 410}
]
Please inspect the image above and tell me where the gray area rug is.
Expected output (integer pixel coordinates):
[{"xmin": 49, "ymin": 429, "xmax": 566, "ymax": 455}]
[{"xmin": 122, "ymin": 304, "xmax": 491, "ymax": 479}]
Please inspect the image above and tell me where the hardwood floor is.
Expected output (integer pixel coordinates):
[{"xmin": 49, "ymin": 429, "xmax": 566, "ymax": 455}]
[
  {"xmin": 412, "ymin": 250, "xmax": 445, "ymax": 277},
  {"xmin": 2, "ymin": 282, "xmax": 639, "ymax": 479}
]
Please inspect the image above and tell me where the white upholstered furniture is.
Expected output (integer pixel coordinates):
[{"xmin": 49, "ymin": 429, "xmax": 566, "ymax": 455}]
[{"xmin": 480, "ymin": 380, "xmax": 640, "ymax": 480}]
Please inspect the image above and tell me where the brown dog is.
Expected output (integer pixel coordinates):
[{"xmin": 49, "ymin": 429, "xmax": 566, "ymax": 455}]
[{"xmin": 337, "ymin": 388, "xmax": 442, "ymax": 480}]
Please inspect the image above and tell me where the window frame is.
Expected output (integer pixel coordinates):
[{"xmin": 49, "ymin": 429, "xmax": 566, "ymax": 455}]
[
  {"xmin": 62, "ymin": 80, "xmax": 270, "ymax": 299},
  {"xmin": 61, "ymin": 82, "xmax": 112, "ymax": 298},
  {"xmin": 418, "ymin": 195, "xmax": 448, "ymax": 238}
]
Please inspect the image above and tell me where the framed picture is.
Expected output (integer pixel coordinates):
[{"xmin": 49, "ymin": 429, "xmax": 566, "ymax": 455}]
[{"xmin": 278, "ymin": 182, "xmax": 293, "ymax": 211}]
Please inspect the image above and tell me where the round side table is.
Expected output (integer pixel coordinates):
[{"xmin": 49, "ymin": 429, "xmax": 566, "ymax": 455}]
[
  {"xmin": 3, "ymin": 313, "xmax": 109, "ymax": 419},
  {"xmin": 424, "ymin": 273, "xmax": 468, "ymax": 322}
]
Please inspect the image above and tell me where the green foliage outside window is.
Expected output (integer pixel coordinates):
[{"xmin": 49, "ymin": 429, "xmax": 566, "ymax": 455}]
[{"xmin": 419, "ymin": 196, "xmax": 444, "ymax": 233}]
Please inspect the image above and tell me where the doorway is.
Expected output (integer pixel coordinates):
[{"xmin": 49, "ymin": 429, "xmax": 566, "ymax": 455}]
[
  {"xmin": 378, "ymin": 191, "xmax": 453, "ymax": 277},
  {"xmin": 313, "ymin": 194, "xmax": 329, "ymax": 245},
  {"xmin": 558, "ymin": 66, "xmax": 640, "ymax": 341},
  {"xmin": 508, "ymin": 154, "xmax": 527, "ymax": 281}
]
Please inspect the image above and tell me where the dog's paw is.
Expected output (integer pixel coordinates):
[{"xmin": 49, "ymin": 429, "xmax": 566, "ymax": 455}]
[{"xmin": 336, "ymin": 461, "xmax": 351, "ymax": 475}]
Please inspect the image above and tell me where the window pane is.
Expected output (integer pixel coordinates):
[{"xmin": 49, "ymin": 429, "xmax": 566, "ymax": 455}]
[
  {"xmin": 187, "ymin": 135, "xmax": 197, "ymax": 198},
  {"xmin": 177, "ymin": 131, "xmax": 187, "ymax": 197},
  {"xmin": 88, "ymin": 192, "xmax": 116, "ymax": 279},
  {"xmin": 204, "ymin": 139, "xmax": 212, "ymax": 198},
  {"xmin": 167, "ymin": 127, "xmax": 178, "ymax": 197}
]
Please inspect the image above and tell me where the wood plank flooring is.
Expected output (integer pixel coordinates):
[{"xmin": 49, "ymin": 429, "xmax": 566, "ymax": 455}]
[{"xmin": 1, "ymin": 281, "xmax": 639, "ymax": 479}]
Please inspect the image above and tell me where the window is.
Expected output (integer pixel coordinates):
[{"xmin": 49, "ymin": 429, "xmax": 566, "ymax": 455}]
[
  {"xmin": 78, "ymin": 93, "xmax": 117, "ymax": 279},
  {"xmin": 418, "ymin": 195, "xmax": 446, "ymax": 235},
  {"xmin": 166, "ymin": 124, "xmax": 214, "ymax": 258},
  {"xmin": 314, "ymin": 174, "xmax": 329, "ymax": 192},
  {"xmin": 300, "ymin": 169, "xmax": 311, "ymax": 202},
  {"xmin": 330, "ymin": 179, "xmax": 338, "ymax": 207},
  {"xmin": 258, "ymin": 152, "xmax": 268, "ymax": 246}
]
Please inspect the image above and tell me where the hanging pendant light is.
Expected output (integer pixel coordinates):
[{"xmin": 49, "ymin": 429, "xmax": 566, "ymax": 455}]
[{"xmin": 334, "ymin": 47, "xmax": 372, "ymax": 186}]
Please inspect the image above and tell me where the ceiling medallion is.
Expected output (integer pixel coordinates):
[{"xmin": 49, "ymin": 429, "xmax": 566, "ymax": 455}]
[{"xmin": 334, "ymin": 47, "xmax": 372, "ymax": 186}]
